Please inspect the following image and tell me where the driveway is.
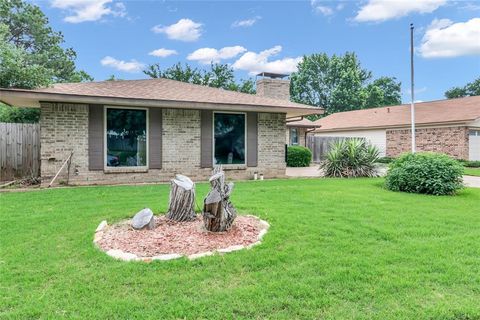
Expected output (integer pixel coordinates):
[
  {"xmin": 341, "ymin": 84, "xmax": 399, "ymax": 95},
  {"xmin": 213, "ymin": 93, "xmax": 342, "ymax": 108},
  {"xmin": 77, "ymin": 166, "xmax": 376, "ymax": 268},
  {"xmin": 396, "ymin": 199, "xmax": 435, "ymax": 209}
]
[{"xmin": 286, "ymin": 165, "xmax": 480, "ymax": 188}]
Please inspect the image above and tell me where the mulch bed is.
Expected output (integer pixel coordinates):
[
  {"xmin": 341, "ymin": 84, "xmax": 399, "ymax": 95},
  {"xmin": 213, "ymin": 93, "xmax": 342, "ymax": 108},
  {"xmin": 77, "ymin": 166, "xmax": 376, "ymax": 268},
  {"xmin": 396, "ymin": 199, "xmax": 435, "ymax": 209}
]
[{"xmin": 96, "ymin": 215, "xmax": 266, "ymax": 257}]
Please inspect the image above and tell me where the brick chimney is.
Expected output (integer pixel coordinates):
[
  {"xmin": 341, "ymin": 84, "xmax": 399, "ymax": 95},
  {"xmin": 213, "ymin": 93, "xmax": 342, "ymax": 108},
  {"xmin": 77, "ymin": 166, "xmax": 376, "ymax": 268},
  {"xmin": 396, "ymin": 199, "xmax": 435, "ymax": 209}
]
[{"xmin": 256, "ymin": 72, "xmax": 290, "ymax": 100}]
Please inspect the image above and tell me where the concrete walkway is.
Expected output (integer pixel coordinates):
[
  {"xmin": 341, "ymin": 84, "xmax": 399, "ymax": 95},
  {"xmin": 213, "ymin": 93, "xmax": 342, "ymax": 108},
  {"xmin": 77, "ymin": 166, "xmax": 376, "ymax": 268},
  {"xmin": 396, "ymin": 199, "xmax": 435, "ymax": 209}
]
[
  {"xmin": 286, "ymin": 165, "xmax": 480, "ymax": 188},
  {"xmin": 464, "ymin": 175, "xmax": 480, "ymax": 188},
  {"xmin": 286, "ymin": 165, "xmax": 322, "ymax": 177}
]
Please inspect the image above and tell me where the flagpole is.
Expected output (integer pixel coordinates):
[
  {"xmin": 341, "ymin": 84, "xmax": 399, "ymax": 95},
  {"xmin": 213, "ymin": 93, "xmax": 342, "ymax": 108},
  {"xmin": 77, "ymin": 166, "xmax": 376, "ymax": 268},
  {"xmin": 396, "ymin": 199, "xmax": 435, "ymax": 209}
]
[{"xmin": 410, "ymin": 23, "xmax": 416, "ymax": 153}]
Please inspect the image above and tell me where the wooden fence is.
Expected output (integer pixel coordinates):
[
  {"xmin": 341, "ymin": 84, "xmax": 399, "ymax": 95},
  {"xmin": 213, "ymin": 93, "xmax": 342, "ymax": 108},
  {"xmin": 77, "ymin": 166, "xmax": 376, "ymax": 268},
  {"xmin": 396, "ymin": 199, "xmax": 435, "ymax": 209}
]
[
  {"xmin": 307, "ymin": 136, "xmax": 364, "ymax": 163},
  {"xmin": 0, "ymin": 123, "xmax": 40, "ymax": 181}
]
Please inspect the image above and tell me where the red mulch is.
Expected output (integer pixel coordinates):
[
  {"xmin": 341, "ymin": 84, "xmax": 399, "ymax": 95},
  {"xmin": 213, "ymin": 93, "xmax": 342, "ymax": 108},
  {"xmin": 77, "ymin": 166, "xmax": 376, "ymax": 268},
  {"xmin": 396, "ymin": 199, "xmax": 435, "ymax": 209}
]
[{"xmin": 96, "ymin": 215, "xmax": 265, "ymax": 257}]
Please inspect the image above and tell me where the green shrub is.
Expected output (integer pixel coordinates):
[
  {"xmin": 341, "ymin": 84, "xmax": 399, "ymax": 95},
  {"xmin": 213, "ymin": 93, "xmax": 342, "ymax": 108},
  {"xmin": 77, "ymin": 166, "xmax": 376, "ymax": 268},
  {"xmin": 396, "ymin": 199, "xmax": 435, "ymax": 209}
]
[
  {"xmin": 376, "ymin": 156, "xmax": 394, "ymax": 164},
  {"xmin": 321, "ymin": 138, "xmax": 380, "ymax": 177},
  {"xmin": 287, "ymin": 146, "xmax": 312, "ymax": 167},
  {"xmin": 460, "ymin": 160, "xmax": 480, "ymax": 168},
  {"xmin": 385, "ymin": 152, "xmax": 464, "ymax": 195}
]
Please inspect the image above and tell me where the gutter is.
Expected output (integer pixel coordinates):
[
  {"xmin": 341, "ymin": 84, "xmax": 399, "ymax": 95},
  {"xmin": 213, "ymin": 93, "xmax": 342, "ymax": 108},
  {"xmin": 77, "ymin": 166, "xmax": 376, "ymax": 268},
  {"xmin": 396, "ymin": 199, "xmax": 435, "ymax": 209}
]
[{"xmin": 313, "ymin": 121, "xmax": 475, "ymax": 133}]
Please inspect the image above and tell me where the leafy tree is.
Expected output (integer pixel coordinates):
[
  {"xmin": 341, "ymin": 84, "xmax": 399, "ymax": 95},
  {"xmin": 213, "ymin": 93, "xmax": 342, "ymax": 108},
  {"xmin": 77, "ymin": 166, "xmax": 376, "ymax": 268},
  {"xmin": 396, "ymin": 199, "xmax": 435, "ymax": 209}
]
[
  {"xmin": 106, "ymin": 75, "xmax": 123, "ymax": 81},
  {"xmin": 0, "ymin": 0, "xmax": 92, "ymax": 123},
  {"xmin": 0, "ymin": 103, "xmax": 40, "ymax": 123},
  {"xmin": 365, "ymin": 77, "xmax": 402, "ymax": 108},
  {"xmin": 445, "ymin": 77, "xmax": 480, "ymax": 98},
  {"xmin": 0, "ymin": 24, "xmax": 52, "ymax": 89},
  {"xmin": 0, "ymin": 0, "xmax": 92, "ymax": 86},
  {"xmin": 143, "ymin": 62, "xmax": 256, "ymax": 94},
  {"xmin": 290, "ymin": 52, "xmax": 401, "ymax": 115}
]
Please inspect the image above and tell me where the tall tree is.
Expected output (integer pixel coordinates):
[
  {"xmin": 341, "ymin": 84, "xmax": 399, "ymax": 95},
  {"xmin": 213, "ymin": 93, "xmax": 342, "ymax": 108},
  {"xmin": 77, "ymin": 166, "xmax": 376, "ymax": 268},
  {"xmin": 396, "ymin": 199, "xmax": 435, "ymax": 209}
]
[
  {"xmin": 290, "ymin": 52, "xmax": 401, "ymax": 115},
  {"xmin": 0, "ymin": 24, "xmax": 51, "ymax": 89},
  {"xmin": 365, "ymin": 77, "xmax": 402, "ymax": 108},
  {"xmin": 0, "ymin": 0, "xmax": 92, "ymax": 87},
  {"xmin": 0, "ymin": 0, "xmax": 92, "ymax": 123},
  {"xmin": 143, "ymin": 62, "xmax": 256, "ymax": 94},
  {"xmin": 445, "ymin": 77, "xmax": 480, "ymax": 98}
]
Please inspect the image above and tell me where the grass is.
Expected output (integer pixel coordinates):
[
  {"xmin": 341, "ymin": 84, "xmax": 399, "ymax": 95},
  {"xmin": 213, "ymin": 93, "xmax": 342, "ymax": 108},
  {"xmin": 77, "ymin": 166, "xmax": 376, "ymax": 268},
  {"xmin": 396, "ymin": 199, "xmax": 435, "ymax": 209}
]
[
  {"xmin": 1, "ymin": 178, "xmax": 480, "ymax": 319},
  {"xmin": 464, "ymin": 167, "xmax": 480, "ymax": 176}
]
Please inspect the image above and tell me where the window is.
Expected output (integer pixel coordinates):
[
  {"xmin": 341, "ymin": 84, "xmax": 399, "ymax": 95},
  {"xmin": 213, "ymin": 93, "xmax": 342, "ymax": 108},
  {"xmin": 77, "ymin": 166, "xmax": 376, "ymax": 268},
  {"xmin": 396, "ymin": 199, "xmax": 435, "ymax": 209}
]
[
  {"xmin": 214, "ymin": 113, "xmax": 245, "ymax": 165},
  {"xmin": 106, "ymin": 107, "xmax": 147, "ymax": 167},
  {"xmin": 290, "ymin": 128, "xmax": 299, "ymax": 145},
  {"xmin": 470, "ymin": 130, "xmax": 480, "ymax": 137}
]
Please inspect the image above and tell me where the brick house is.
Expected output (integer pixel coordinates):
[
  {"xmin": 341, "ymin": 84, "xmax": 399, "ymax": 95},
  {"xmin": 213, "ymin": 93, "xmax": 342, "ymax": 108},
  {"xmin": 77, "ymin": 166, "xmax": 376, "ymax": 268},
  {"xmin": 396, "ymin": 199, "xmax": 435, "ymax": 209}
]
[
  {"xmin": 0, "ymin": 75, "xmax": 319, "ymax": 185},
  {"xmin": 286, "ymin": 118, "xmax": 321, "ymax": 147},
  {"xmin": 312, "ymin": 96, "xmax": 480, "ymax": 160}
]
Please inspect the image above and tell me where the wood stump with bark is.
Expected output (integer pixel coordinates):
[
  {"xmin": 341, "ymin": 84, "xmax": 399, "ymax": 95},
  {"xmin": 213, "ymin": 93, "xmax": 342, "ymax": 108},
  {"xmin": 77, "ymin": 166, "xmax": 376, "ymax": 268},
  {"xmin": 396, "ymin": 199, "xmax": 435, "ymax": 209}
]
[
  {"xmin": 166, "ymin": 174, "xmax": 196, "ymax": 222},
  {"xmin": 202, "ymin": 167, "xmax": 237, "ymax": 232}
]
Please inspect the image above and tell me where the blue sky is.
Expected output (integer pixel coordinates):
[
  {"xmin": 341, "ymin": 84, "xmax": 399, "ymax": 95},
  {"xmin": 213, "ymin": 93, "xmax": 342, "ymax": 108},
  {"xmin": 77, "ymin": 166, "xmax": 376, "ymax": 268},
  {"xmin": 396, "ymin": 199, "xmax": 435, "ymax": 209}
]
[{"xmin": 35, "ymin": 0, "xmax": 480, "ymax": 103}]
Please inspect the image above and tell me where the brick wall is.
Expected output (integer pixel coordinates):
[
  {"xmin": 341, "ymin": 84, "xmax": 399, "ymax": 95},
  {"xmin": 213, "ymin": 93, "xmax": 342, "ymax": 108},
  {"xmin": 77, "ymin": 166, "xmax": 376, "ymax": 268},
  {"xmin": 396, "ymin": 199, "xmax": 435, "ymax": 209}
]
[
  {"xmin": 256, "ymin": 78, "xmax": 290, "ymax": 101},
  {"xmin": 39, "ymin": 103, "xmax": 286, "ymax": 185},
  {"xmin": 285, "ymin": 127, "xmax": 308, "ymax": 147},
  {"xmin": 40, "ymin": 103, "xmax": 89, "ymax": 181},
  {"xmin": 386, "ymin": 126, "xmax": 469, "ymax": 159}
]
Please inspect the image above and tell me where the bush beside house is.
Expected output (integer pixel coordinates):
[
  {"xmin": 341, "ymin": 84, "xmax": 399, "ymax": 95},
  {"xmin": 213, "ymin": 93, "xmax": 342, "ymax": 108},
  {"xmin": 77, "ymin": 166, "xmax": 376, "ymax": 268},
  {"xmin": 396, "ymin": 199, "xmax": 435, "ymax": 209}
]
[
  {"xmin": 385, "ymin": 153, "xmax": 464, "ymax": 195},
  {"xmin": 287, "ymin": 146, "xmax": 312, "ymax": 167}
]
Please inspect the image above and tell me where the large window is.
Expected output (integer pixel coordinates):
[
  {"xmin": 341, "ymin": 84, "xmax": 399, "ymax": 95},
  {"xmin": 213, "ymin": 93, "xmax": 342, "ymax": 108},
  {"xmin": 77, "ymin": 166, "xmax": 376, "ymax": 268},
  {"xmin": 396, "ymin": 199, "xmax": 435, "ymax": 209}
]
[
  {"xmin": 106, "ymin": 107, "xmax": 147, "ymax": 167},
  {"xmin": 214, "ymin": 113, "xmax": 245, "ymax": 165}
]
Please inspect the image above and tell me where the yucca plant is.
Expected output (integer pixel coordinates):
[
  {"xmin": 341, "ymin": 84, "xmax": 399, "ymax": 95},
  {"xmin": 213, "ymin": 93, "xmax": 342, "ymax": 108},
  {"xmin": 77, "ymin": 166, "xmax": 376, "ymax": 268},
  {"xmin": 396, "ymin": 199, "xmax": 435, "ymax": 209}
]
[{"xmin": 321, "ymin": 138, "xmax": 380, "ymax": 177}]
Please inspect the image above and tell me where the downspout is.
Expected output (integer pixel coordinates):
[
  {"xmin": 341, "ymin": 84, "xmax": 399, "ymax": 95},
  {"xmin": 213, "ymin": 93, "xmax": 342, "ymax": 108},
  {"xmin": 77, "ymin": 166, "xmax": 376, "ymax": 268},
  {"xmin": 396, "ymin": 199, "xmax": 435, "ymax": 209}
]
[{"xmin": 305, "ymin": 127, "xmax": 317, "ymax": 147}]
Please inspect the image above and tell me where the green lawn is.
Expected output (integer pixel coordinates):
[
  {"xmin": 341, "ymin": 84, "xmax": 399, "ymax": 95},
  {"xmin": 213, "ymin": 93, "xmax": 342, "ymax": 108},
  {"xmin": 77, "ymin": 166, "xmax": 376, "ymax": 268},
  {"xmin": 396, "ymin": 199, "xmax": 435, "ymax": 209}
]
[
  {"xmin": 1, "ymin": 179, "xmax": 480, "ymax": 319},
  {"xmin": 464, "ymin": 167, "xmax": 480, "ymax": 177}
]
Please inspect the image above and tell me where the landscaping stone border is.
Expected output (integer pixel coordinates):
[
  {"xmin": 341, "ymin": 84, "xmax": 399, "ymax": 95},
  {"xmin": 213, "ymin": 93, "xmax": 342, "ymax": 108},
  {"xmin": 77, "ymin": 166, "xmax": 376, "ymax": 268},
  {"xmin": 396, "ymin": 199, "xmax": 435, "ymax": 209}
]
[{"xmin": 93, "ymin": 215, "xmax": 270, "ymax": 262}]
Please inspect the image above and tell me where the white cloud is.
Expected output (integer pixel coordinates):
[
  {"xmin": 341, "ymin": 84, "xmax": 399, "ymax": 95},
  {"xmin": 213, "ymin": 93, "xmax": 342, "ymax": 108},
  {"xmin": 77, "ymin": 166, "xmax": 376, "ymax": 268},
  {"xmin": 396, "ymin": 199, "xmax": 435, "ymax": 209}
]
[
  {"xmin": 152, "ymin": 19, "xmax": 203, "ymax": 42},
  {"xmin": 311, "ymin": 0, "xmax": 334, "ymax": 16},
  {"xmin": 187, "ymin": 46, "xmax": 247, "ymax": 64},
  {"xmin": 311, "ymin": 0, "xmax": 346, "ymax": 16},
  {"xmin": 232, "ymin": 45, "xmax": 302, "ymax": 75},
  {"xmin": 232, "ymin": 16, "xmax": 261, "ymax": 28},
  {"xmin": 354, "ymin": 0, "xmax": 446, "ymax": 22},
  {"xmin": 148, "ymin": 48, "xmax": 178, "ymax": 58},
  {"xmin": 100, "ymin": 56, "xmax": 144, "ymax": 73},
  {"xmin": 50, "ymin": 0, "xmax": 126, "ymax": 23},
  {"xmin": 419, "ymin": 18, "xmax": 480, "ymax": 58}
]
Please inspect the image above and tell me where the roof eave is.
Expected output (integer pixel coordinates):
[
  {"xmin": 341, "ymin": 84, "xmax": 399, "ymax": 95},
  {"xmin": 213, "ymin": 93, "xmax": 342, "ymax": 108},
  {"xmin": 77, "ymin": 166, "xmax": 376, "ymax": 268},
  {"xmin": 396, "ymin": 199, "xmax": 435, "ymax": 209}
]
[
  {"xmin": 0, "ymin": 89, "xmax": 321, "ymax": 118},
  {"xmin": 314, "ymin": 120, "xmax": 475, "ymax": 133}
]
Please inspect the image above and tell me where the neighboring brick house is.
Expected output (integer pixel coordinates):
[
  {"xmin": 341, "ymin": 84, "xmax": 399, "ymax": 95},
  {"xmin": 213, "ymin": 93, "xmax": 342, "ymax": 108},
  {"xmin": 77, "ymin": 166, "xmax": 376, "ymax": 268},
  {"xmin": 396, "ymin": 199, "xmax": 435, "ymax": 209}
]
[
  {"xmin": 0, "ymin": 75, "xmax": 319, "ymax": 185},
  {"xmin": 311, "ymin": 96, "xmax": 480, "ymax": 160}
]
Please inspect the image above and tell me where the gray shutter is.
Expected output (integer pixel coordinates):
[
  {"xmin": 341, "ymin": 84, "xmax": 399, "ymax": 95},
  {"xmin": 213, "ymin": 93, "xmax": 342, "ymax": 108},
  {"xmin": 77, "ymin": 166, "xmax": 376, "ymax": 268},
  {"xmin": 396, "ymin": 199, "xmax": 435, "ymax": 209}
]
[
  {"xmin": 200, "ymin": 110, "xmax": 213, "ymax": 168},
  {"xmin": 88, "ymin": 104, "xmax": 104, "ymax": 170},
  {"xmin": 247, "ymin": 112, "xmax": 258, "ymax": 167},
  {"xmin": 149, "ymin": 108, "xmax": 162, "ymax": 169}
]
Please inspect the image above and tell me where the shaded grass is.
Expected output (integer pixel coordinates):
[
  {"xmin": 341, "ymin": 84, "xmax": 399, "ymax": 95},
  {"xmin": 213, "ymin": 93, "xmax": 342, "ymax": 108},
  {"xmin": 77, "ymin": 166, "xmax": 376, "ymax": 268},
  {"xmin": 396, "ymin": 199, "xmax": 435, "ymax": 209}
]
[{"xmin": 1, "ymin": 178, "xmax": 480, "ymax": 319}]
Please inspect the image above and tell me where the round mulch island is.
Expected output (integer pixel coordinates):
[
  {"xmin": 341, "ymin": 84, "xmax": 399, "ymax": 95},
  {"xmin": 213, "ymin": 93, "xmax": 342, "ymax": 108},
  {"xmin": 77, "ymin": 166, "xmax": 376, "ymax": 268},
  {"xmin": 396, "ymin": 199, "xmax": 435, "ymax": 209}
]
[{"xmin": 94, "ymin": 215, "xmax": 269, "ymax": 261}]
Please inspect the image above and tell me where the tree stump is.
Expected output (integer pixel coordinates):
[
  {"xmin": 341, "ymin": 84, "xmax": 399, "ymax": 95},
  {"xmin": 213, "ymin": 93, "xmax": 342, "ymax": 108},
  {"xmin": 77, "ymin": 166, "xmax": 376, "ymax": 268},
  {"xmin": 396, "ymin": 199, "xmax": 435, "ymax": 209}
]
[
  {"xmin": 166, "ymin": 174, "xmax": 196, "ymax": 222},
  {"xmin": 202, "ymin": 168, "xmax": 237, "ymax": 232}
]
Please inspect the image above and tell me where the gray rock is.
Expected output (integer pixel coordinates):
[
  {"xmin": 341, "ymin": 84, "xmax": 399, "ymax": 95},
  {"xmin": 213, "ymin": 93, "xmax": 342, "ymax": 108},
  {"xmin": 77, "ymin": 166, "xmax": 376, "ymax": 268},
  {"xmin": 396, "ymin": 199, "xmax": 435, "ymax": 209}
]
[{"xmin": 132, "ymin": 208, "xmax": 155, "ymax": 230}]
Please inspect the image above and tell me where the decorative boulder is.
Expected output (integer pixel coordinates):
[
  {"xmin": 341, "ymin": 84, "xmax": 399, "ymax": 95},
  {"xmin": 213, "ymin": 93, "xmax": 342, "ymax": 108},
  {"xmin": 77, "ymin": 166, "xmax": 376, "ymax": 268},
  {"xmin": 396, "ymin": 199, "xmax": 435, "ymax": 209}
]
[{"xmin": 132, "ymin": 208, "xmax": 155, "ymax": 230}]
